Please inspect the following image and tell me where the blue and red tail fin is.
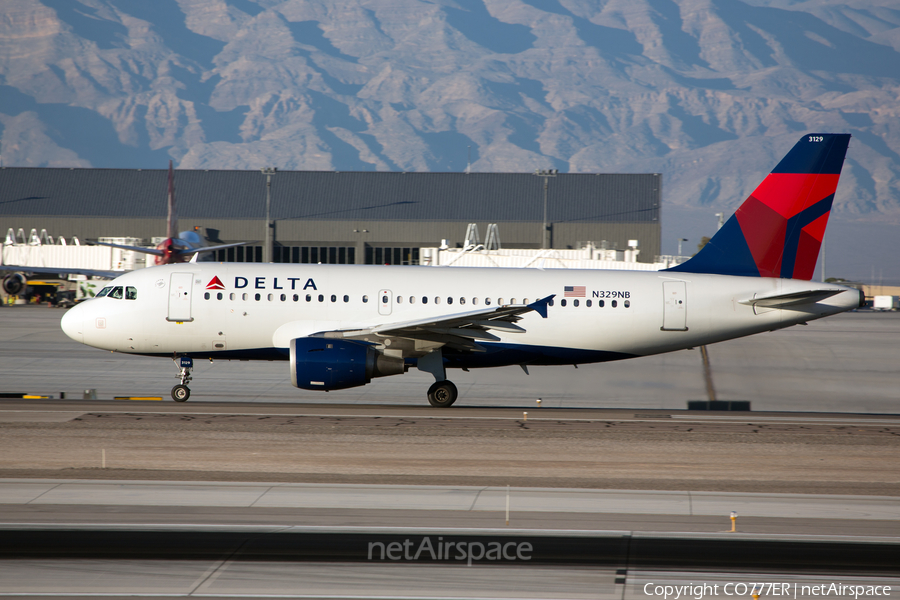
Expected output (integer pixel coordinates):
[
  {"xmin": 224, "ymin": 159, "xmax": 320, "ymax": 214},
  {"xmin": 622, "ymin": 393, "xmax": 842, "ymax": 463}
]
[{"xmin": 667, "ymin": 133, "xmax": 850, "ymax": 280}]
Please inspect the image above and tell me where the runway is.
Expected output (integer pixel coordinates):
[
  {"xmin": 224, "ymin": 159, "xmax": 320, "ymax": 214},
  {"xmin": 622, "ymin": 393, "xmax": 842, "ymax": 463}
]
[
  {"xmin": 1, "ymin": 479, "xmax": 899, "ymax": 598},
  {"xmin": 2, "ymin": 307, "xmax": 899, "ymax": 597},
  {"xmin": 1, "ymin": 305, "xmax": 899, "ymax": 412}
]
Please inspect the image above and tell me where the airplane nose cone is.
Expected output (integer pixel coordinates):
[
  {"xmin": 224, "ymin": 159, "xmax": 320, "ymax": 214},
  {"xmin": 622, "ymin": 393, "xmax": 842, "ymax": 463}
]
[{"xmin": 60, "ymin": 303, "xmax": 84, "ymax": 343}]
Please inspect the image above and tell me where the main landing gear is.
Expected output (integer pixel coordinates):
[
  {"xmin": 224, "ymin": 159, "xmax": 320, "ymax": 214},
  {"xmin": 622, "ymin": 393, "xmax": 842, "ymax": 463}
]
[
  {"xmin": 172, "ymin": 355, "xmax": 193, "ymax": 402},
  {"xmin": 418, "ymin": 349, "xmax": 458, "ymax": 407},
  {"xmin": 427, "ymin": 380, "xmax": 458, "ymax": 408}
]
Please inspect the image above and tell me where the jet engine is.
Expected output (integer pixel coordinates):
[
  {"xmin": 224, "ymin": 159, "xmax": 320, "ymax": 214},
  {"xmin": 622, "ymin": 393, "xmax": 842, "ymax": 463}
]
[
  {"xmin": 290, "ymin": 337, "xmax": 405, "ymax": 391},
  {"xmin": 2, "ymin": 273, "xmax": 27, "ymax": 296}
]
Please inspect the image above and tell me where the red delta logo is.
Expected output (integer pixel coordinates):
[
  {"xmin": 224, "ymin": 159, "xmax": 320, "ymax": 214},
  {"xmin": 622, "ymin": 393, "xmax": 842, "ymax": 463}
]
[{"xmin": 205, "ymin": 276, "xmax": 225, "ymax": 290}]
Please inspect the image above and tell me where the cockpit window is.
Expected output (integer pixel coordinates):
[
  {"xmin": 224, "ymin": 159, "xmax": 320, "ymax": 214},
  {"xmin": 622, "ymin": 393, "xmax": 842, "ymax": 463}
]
[
  {"xmin": 109, "ymin": 286, "xmax": 124, "ymax": 299},
  {"xmin": 96, "ymin": 286, "xmax": 112, "ymax": 298},
  {"xmin": 125, "ymin": 286, "xmax": 137, "ymax": 300}
]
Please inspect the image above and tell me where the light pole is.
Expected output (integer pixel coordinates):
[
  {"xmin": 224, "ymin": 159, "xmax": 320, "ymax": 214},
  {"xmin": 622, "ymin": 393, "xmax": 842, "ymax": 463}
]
[
  {"xmin": 678, "ymin": 238, "xmax": 688, "ymax": 256},
  {"xmin": 533, "ymin": 169, "xmax": 557, "ymax": 249},
  {"xmin": 261, "ymin": 167, "xmax": 277, "ymax": 263}
]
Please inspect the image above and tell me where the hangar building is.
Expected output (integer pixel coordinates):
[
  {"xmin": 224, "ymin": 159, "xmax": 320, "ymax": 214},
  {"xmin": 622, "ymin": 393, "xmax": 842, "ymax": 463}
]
[{"xmin": 0, "ymin": 168, "xmax": 661, "ymax": 265}]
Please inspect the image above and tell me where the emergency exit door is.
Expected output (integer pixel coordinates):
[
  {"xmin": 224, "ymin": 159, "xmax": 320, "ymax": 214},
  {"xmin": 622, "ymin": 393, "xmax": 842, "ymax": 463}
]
[
  {"xmin": 167, "ymin": 273, "xmax": 194, "ymax": 322},
  {"xmin": 661, "ymin": 281, "xmax": 687, "ymax": 331},
  {"xmin": 378, "ymin": 289, "xmax": 393, "ymax": 316}
]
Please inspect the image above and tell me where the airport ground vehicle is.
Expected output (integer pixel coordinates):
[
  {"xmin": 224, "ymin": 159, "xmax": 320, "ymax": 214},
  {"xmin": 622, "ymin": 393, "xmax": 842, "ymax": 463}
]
[{"xmin": 873, "ymin": 295, "xmax": 899, "ymax": 311}]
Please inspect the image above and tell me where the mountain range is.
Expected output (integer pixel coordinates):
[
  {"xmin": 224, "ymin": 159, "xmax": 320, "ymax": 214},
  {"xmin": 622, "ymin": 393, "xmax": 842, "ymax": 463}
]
[{"xmin": 1, "ymin": 0, "xmax": 898, "ymax": 280}]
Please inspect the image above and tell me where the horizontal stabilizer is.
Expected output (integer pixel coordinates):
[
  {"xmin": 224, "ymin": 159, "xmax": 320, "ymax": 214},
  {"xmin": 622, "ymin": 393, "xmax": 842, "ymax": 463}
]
[{"xmin": 740, "ymin": 289, "xmax": 842, "ymax": 308}]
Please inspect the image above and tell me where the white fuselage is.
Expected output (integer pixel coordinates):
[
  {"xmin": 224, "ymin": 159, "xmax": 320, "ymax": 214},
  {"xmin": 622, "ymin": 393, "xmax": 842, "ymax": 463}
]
[{"xmin": 61, "ymin": 263, "xmax": 860, "ymax": 367}]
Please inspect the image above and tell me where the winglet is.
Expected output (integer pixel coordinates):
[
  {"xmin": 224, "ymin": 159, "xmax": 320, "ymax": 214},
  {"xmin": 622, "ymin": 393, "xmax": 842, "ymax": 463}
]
[{"xmin": 527, "ymin": 294, "xmax": 555, "ymax": 319}]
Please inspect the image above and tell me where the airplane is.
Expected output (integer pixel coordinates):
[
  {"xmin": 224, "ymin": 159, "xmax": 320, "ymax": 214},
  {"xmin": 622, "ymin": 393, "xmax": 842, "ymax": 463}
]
[
  {"xmin": 1, "ymin": 160, "xmax": 250, "ymax": 297},
  {"xmin": 60, "ymin": 133, "xmax": 862, "ymax": 406},
  {"xmin": 90, "ymin": 160, "xmax": 250, "ymax": 264}
]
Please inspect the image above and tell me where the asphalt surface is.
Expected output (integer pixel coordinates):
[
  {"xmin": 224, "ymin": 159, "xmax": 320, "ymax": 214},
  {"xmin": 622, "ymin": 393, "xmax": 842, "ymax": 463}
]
[
  {"xmin": 2, "ymin": 480, "xmax": 899, "ymax": 598},
  {"xmin": 1, "ymin": 402, "xmax": 899, "ymax": 495},
  {"xmin": 2, "ymin": 306, "xmax": 899, "ymax": 598}
]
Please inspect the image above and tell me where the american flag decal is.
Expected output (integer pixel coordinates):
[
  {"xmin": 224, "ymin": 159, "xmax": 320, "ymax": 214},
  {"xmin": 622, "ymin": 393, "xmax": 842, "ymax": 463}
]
[{"xmin": 564, "ymin": 286, "xmax": 586, "ymax": 297}]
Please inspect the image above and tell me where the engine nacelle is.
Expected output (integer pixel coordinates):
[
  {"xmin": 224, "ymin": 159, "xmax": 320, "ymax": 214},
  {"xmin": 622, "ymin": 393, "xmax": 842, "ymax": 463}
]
[
  {"xmin": 290, "ymin": 337, "xmax": 405, "ymax": 391},
  {"xmin": 2, "ymin": 273, "xmax": 27, "ymax": 296}
]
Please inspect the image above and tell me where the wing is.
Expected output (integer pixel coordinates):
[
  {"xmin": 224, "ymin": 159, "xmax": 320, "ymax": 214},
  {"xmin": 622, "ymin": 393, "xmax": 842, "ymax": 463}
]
[
  {"xmin": 181, "ymin": 241, "xmax": 255, "ymax": 255},
  {"xmin": 92, "ymin": 241, "xmax": 164, "ymax": 256},
  {"xmin": 0, "ymin": 264, "xmax": 120, "ymax": 279},
  {"xmin": 93, "ymin": 240, "xmax": 252, "ymax": 257},
  {"xmin": 314, "ymin": 295, "xmax": 554, "ymax": 354}
]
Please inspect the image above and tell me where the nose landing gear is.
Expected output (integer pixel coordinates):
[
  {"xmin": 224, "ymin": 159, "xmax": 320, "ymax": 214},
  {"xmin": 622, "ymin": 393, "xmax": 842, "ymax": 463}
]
[{"xmin": 172, "ymin": 355, "xmax": 193, "ymax": 402}]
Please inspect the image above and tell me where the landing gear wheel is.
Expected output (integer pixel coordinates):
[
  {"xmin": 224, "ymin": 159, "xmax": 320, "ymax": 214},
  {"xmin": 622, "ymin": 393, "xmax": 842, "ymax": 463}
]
[
  {"xmin": 171, "ymin": 384, "xmax": 190, "ymax": 402},
  {"xmin": 427, "ymin": 380, "xmax": 458, "ymax": 408}
]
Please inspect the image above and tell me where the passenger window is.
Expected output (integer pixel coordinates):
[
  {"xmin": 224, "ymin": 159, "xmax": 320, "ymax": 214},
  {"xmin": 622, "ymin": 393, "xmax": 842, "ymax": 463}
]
[
  {"xmin": 422, "ymin": 296, "xmax": 428, "ymax": 304},
  {"xmin": 217, "ymin": 292, "xmax": 223, "ymax": 301},
  {"xmin": 109, "ymin": 286, "xmax": 124, "ymax": 299},
  {"xmin": 96, "ymin": 287, "xmax": 112, "ymax": 298},
  {"xmin": 397, "ymin": 296, "xmax": 403, "ymax": 304},
  {"xmin": 573, "ymin": 299, "xmax": 579, "ymax": 307},
  {"xmin": 204, "ymin": 292, "xmax": 210, "ymax": 300},
  {"xmin": 318, "ymin": 294, "xmax": 324, "ymax": 302},
  {"xmin": 498, "ymin": 298, "xmax": 504, "ymax": 305},
  {"xmin": 267, "ymin": 294, "xmax": 273, "ymax": 301},
  {"xmin": 363, "ymin": 295, "xmax": 368, "ymax": 303},
  {"xmin": 561, "ymin": 299, "xmax": 567, "ymax": 307},
  {"xmin": 586, "ymin": 299, "xmax": 592, "ymax": 307},
  {"xmin": 381, "ymin": 295, "xmax": 388, "ymax": 303},
  {"xmin": 612, "ymin": 300, "xmax": 618, "ymax": 308},
  {"xmin": 293, "ymin": 294, "xmax": 299, "ymax": 302},
  {"xmin": 447, "ymin": 297, "xmax": 453, "ymax": 305},
  {"xmin": 255, "ymin": 293, "xmax": 261, "ymax": 301},
  {"xmin": 280, "ymin": 294, "xmax": 286, "ymax": 301},
  {"xmin": 509, "ymin": 298, "xmax": 515, "ymax": 304},
  {"xmin": 306, "ymin": 294, "xmax": 312, "ymax": 302},
  {"xmin": 409, "ymin": 296, "xmax": 416, "ymax": 304},
  {"xmin": 230, "ymin": 293, "xmax": 235, "ymax": 301},
  {"xmin": 331, "ymin": 294, "xmax": 337, "ymax": 302},
  {"xmin": 126, "ymin": 287, "xmax": 137, "ymax": 300},
  {"xmin": 459, "ymin": 297, "xmax": 465, "ymax": 305},
  {"xmin": 548, "ymin": 299, "xmax": 554, "ymax": 306},
  {"xmin": 435, "ymin": 297, "xmax": 441, "ymax": 305},
  {"xmin": 343, "ymin": 295, "xmax": 349, "ymax": 303},
  {"xmin": 242, "ymin": 293, "xmax": 248, "ymax": 301},
  {"xmin": 485, "ymin": 298, "xmax": 491, "ymax": 306},
  {"xmin": 523, "ymin": 298, "xmax": 529, "ymax": 304},
  {"xmin": 599, "ymin": 300, "xmax": 604, "ymax": 307},
  {"xmin": 472, "ymin": 298, "xmax": 479, "ymax": 305},
  {"xmin": 624, "ymin": 300, "xmax": 631, "ymax": 308}
]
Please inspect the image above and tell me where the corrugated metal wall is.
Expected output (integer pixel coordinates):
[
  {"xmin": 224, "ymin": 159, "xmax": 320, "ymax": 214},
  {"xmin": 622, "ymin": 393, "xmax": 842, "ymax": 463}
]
[{"xmin": 1, "ymin": 168, "xmax": 661, "ymax": 261}]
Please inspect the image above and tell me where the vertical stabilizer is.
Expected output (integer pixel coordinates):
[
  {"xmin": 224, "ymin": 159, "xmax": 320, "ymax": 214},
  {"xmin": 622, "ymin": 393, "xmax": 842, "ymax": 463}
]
[{"xmin": 667, "ymin": 134, "xmax": 850, "ymax": 280}]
